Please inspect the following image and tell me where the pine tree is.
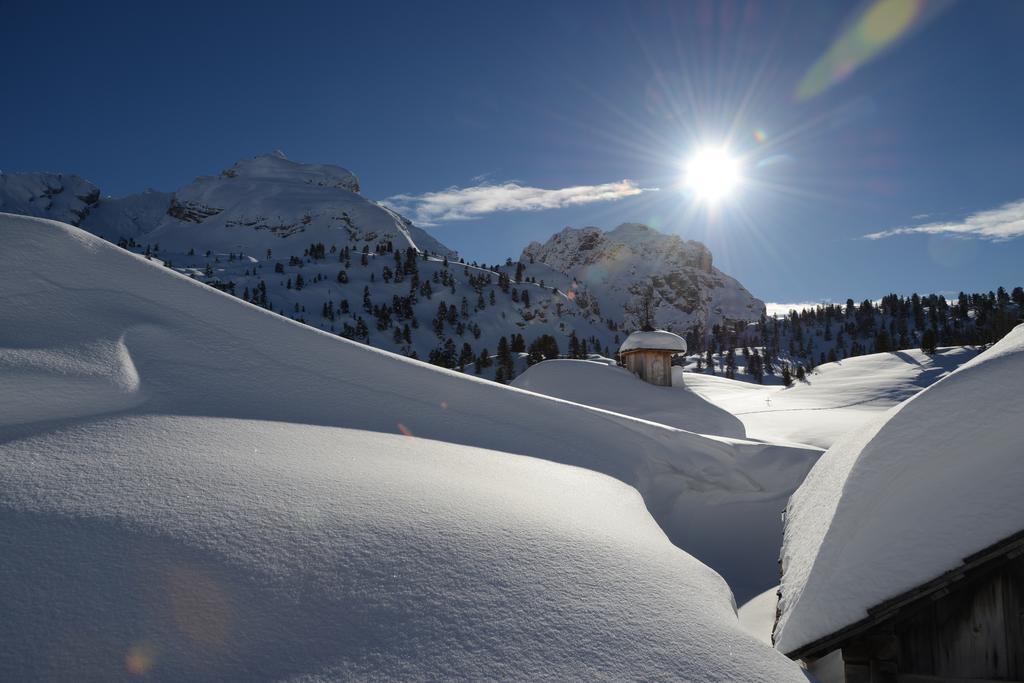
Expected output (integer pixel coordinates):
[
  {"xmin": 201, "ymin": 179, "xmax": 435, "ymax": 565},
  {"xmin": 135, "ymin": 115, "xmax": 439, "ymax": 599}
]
[
  {"xmin": 496, "ymin": 336, "xmax": 515, "ymax": 380},
  {"xmin": 458, "ymin": 342, "xmax": 474, "ymax": 370},
  {"xmin": 920, "ymin": 328, "xmax": 938, "ymax": 354},
  {"xmin": 874, "ymin": 329, "xmax": 891, "ymax": 353}
]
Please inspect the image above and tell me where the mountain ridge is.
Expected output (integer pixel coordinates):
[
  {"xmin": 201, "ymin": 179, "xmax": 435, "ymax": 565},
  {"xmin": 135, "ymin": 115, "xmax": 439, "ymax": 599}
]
[{"xmin": 0, "ymin": 154, "xmax": 766, "ymax": 380}]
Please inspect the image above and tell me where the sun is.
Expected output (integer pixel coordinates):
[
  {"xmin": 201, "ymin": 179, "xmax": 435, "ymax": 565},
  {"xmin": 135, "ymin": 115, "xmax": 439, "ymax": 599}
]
[{"xmin": 684, "ymin": 147, "xmax": 741, "ymax": 203}]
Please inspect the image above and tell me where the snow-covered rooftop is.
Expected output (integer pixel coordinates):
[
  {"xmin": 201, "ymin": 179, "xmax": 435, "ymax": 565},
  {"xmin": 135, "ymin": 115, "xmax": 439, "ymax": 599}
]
[
  {"xmin": 773, "ymin": 323, "xmax": 1024, "ymax": 654},
  {"xmin": 619, "ymin": 329, "xmax": 688, "ymax": 353}
]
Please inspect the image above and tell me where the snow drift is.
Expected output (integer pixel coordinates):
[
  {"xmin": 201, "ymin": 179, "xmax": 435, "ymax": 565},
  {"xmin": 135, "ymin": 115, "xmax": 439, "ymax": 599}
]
[
  {"xmin": 0, "ymin": 213, "xmax": 815, "ymax": 678},
  {"xmin": 683, "ymin": 346, "xmax": 978, "ymax": 449},
  {"xmin": 773, "ymin": 323, "xmax": 1024, "ymax": 654},
  {"xmin": 0, "ymin": 417, "xmax": 804, "ymax": 681},
  {"xmin": 0, "ymin": 213, "xmax": 819, "ymax": 602},
  {"xmin": 511, "ymin": 358, "xmax": 745, "ymax": 438}
]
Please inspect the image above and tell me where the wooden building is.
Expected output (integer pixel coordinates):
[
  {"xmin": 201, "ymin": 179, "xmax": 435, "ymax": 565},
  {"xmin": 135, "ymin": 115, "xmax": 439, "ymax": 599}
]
[
  {"xmin": 785, "ymin": 529, "xmax": 1024, "ymax": 683},
  {"xmin": 617, "ymin": 330, "xmax": 687, "ymax": 387}
]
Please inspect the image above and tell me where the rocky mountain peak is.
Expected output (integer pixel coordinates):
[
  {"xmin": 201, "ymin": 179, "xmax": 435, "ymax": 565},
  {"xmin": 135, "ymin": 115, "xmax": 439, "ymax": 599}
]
[{"xmin": 522, "ymin": 223, "xmax": 763, "ymax": 332}]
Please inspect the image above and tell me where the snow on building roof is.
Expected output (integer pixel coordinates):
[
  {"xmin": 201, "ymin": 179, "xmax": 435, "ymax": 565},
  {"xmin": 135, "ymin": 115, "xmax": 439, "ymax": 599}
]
[
  {"xmin": 618, "ymin": 329, "xmax": 688, "ymax": 354},
  {"xmin": 773, "ymin": 323, "xmax": 1024, "ymax": 655}
]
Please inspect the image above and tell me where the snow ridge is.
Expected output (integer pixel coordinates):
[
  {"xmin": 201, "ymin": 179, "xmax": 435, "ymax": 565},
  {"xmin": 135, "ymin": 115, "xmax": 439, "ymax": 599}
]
[{"xmin": 773, "ymin": 323, "xmax": 1024, "ymax": 653}]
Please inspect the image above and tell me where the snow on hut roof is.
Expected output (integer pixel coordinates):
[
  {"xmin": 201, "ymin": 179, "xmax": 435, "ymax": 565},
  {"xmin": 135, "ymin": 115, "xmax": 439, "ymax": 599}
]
[
  {"xmin": 618, "ymin": 330, "xmax": 688, "ymax": 354},
  {"xmin": 773, "ymin": 323, "xmax": 1024, "ymax": 655}
]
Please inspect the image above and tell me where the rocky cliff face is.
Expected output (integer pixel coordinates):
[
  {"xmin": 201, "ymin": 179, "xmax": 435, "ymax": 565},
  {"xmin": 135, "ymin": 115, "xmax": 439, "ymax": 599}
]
[{"xmin": 522, "ymin": 223, "xmax": 764, "ymax": 333}]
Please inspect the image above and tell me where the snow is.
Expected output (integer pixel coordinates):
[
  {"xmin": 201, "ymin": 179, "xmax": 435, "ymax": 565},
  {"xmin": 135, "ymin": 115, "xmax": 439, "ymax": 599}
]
[
  {"xmin": 0, "ymin": 171, "xmax": 99, "ymax": 225},
  {"xmin": 681, "ymin": 347, "xmax": 977, "ymax": 449},
  {"xmin": 512, "ymin": 358, "xmax": 744, "ymax": 438},
  {"xmin": 82, "ymin": 188, "xmax": 173, "ymax": 238},
  {"xmin": 619, "ymin": 329, "xmax": 688, "ymax": 353},
  {"xmin": 0, "ymin": 416, "xmax": 806, "ymax": 680},
  {"xmin": 772, "ymin": 323, "xmax": 1024, "ymax": 654},
  {"xmin": 0, "ymin": 213, "xmax": 819, "ymax": 602},
  {"xmin": 739, "ymin": 586, "xmax": 781, "ymax": 646},
  {"xmin": 0, "ymin": 213, "xmax": 810, "ymax": 679},
  {"xmin": 144, "ymin": 152, "xmax": 450, "ymax": 257},
  {"xmin": 2, "ymin": 157, "xmax": 772, "ymax": 374},
  {"xmin": 3, "ymin": 157, "xmax": 629, "ymax": 368}
]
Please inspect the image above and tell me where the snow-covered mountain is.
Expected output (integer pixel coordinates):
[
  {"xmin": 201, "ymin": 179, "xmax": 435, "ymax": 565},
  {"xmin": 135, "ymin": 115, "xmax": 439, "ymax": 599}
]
[
  {"xmin": 0, "ymin": 171, "xmax": 101, "ymax": 226},
  {"xmin": 0, "ymin": 155, "xmax": 768, "ymax": 382},
  {"xmin": 0, "ymin": 213, "xmax": 814, "ymax": 679},
  {"xmin": 2, "ymin": 152, "xmax": 451, "ymax": 255},
  {"xmin": 0, "ymin": 156, "xmax": 617, "ymax": 377},
  {"xmin": 138, "ymin": 151, "xmax": 454, "ymax": 258},
  {"xmin": 521, "ymin": 223, "xmax": 766, "ymax": 333}
]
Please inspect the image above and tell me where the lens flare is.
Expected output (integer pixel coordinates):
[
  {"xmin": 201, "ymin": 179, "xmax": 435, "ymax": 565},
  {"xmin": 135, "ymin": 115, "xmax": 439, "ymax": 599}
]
[
  {"xmin": 125, "ymin": 642, "xmax": 157, "ymax": 676},
  {"xmin": 796, "ymin": 0, "xmax": 953, "ymax": 101}
]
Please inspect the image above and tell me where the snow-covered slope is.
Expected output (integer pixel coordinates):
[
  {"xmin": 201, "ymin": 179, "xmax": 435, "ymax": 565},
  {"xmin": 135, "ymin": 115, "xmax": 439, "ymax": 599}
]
[
  {"xmin": 511, "ymin": 359, "xmax": 745, "ymax": 438},
  {"xmin": 0, "ymin": 213, "xmax": 818, "ymax": 605},
  {"xmin": 0, "ymin": 414, "xmax": 806, "ymax": 681},
  {"xmin": 739, "ymin": 586, "xmax": 781, "ymax": 646},
  {"xmin": 0, "ymin": 160, "xmax": 770, "ymax": 383},
  {"xmin": 521, "ymin": 223, "xmax": 765, "ymax": 332},
  {"xmin": 682, "ymin": 346, "xmax": 978, "ymax": 448},
  {"xmin": 772, "ymin": 324, "xmax": 1024, "ymax": 654},
  {"xmin": 0, "ymin": 171, "xmax": 100, "ymax": 225},
  {"xmin": 1, "ymin": 157, "xmax": 620, "ymax": 376},
  {"xmin": 138, "ymin": 151, "xmax": 452, "ymax": 257},
  {"xmin": 82, "ymin": 187, "xmax": 173, "ymax": 238},
  {"xmin": 0, "ymin": 154, "xmax": 453, "ymax": 259}
]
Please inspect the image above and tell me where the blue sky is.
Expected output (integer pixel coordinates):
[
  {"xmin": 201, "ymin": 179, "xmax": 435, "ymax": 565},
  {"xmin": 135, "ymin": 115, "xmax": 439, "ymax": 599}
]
[{"xmin": 3, "ymin": 0, "xmax": 1023, "ymax": 304}]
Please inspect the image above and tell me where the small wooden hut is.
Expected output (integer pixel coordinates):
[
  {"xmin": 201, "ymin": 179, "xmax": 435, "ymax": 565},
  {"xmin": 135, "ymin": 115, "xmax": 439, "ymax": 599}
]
[{"xmin": 617, "ymin": 330, "xmax": 687, "ymax": 387}]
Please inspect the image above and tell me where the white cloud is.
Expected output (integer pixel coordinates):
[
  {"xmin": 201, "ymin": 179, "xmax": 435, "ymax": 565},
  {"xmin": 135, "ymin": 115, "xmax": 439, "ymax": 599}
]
[
  {"xmin": 384, "ymin": 180, "xmax": 655, "ymax": 226},
  {"xmin": 864, "ymin": 199, "xmax": 1024, "ymax": 241}
]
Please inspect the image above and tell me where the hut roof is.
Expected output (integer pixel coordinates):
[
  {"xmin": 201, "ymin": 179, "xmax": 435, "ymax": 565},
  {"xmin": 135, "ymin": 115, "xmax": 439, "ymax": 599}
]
[
  {"xmin": 618, "ymin": 330, "xmax": 687, "ymax": 354},
  {"xmin": 772, "ymin": 323, "xmax": 1024, "ymax": 655}
]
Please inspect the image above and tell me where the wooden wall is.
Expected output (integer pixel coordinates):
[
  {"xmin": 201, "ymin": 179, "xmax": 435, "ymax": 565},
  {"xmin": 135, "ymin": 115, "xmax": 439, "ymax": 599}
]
[
  {"xmin": 821, "ymin": 553, "xmax": 1024, "ymax": 682},
  {"xmin": 621, "ymin": 350, "xmax": 673, "ymax": 386},
  {"xmin": 894, "ymin": 553, "xmax": 1023, "ymax": 680}
]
